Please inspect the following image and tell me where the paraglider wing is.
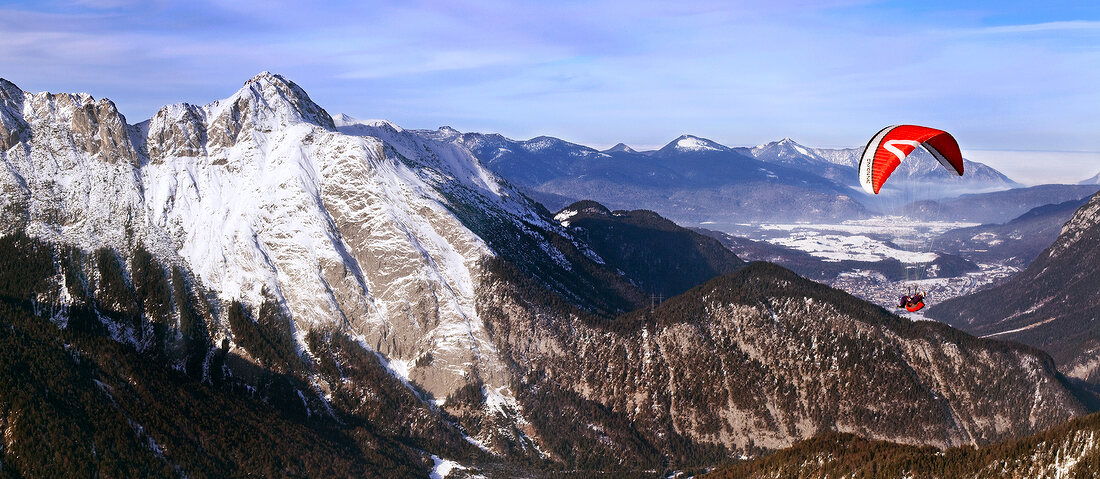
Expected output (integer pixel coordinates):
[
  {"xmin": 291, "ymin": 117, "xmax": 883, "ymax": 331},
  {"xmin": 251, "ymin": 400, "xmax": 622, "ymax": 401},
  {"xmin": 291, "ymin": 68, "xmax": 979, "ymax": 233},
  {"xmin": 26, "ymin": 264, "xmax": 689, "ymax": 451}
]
[{"xmin": 858, "ymin": 125, "xmax": 964, "ymax": 194}]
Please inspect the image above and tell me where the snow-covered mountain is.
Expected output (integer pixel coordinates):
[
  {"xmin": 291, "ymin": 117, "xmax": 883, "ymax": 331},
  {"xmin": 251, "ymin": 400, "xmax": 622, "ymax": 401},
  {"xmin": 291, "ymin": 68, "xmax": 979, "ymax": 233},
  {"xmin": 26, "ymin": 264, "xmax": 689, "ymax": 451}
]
[
  {"xmin": 1081, "ymin": 171, "xmax": 1100, "ymax": 185},
  {"xmin": 602, "ymin": 142, "xmax": 637, "ymax": 154},
  {"xmin": 1, "ymin": 73, "xmax": 673, "ymax": 462},
  {"xmin": 0, "ymin": 74, "xmax": 610, "ymax": 463},
  {"xmin": 655, "ymin": 134, "xmax": 732, "ymax": 154},
  {"xmin": 751, "ymin": 138, "xmax": 837, "ymax": 167},
  {"xmin": 748, "ymin": 138, "xmax": 857, "ymax": 185},
  {"xmin": 750, "ymin": 138, "xmax": 1020, "ymax": 197},
  {"xmin": 456, "ymin": 131, "xmax": 871, "ymax": 222}
]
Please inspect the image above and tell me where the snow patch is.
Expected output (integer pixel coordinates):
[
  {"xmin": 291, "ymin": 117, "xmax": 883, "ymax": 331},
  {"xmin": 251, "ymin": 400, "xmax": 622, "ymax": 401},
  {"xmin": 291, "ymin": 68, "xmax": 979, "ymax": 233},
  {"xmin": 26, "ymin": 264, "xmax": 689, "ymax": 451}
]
[
  {"xmin": 675, "ymin": 136, "xmax": 723, "ymax": 152},
  {"xmin": 430, "ymin": 455, "xmax": 466, "ymax": 479},
  {"xmin": 767, "ymin": 231, "xmax": 936, "ymax": 263},
  {"xmin": 554, "ymin": 209, "xmax": 578, "ymax": 226}
]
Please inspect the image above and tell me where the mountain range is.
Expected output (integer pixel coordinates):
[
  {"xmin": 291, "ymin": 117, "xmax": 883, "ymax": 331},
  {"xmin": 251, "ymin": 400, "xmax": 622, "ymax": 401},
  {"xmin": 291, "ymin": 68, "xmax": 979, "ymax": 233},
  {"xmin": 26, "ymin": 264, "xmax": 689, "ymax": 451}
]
[
  {"xmin": 748, "ymin": 137, "xmax": 1019, "ymax": 196},
  {"xmin": 905, "ymin": 183, "xmax": 1099, "ymax": 224},
  {"xmin": 933, "ymin": 196, "xmax": 1092, "ymax": 267},
  {"xmin": 0, "ymin": 72, "xmax": 1096, "ymax": 476},
  {"xmin": 451, "ymin": 131, "xmax": 870, "ymax": 223},
  {"xmin": 436, "ymin": 130, "xmax": 1020, "ymax": 225}
]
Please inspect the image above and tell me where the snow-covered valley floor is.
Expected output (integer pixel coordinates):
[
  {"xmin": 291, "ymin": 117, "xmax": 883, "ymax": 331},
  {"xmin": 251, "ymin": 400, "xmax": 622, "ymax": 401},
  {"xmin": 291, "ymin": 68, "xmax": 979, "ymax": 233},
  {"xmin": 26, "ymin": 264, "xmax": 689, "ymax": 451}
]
[{"xmin": 711, "ymin": 218, "xmax": 1019, "ymax": 314}]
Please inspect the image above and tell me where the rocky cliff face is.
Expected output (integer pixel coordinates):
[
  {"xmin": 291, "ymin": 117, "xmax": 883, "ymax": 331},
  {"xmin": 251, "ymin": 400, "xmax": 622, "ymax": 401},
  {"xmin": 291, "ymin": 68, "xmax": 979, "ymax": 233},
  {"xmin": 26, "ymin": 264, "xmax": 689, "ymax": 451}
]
[
  {"xmin": 930, "ymin": 191, "xmax": 1100, "ymax": 384},
  {"xmin": 479, "ymin": 261, "xmax": 1088, "ymax": 467}
]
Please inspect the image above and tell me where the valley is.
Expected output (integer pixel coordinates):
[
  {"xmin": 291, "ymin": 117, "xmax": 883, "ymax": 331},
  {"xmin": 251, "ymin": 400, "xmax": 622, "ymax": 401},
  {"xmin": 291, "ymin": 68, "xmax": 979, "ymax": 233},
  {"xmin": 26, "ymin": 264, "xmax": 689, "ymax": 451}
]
[{"xmin": 704, "ymin": 218, "xmax": 1020, "ymax": 313}]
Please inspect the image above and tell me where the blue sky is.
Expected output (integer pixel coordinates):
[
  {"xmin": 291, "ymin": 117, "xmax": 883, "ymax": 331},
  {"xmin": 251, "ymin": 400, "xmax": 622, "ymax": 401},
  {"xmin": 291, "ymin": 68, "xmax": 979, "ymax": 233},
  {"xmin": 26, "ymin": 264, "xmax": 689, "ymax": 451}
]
[{"xmin": 2, "ymin": 0, "xmax": 1098, "ymax": 183}]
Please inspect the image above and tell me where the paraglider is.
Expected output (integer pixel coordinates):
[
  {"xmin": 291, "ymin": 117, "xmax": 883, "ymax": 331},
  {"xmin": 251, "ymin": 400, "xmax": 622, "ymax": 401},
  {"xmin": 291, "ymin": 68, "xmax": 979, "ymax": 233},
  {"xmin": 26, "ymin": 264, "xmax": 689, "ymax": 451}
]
[
  {"xmin": 860, "ymin": 124, "xmax": 964, "ymax": 311},
  {"xmin": 897, "ymin": 287, "xmax": 927, "ymax": 312},
  {"xmin": 858, "ymin": 125, "xmax": 964, "ymax": 195}
]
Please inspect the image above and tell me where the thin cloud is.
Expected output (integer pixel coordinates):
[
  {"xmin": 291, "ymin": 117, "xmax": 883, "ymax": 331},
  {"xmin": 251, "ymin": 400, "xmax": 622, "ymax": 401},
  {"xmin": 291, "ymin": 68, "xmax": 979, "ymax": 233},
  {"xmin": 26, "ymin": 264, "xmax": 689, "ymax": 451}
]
[
  {"xmin": 0, "ymin": 0, "xmax": 1098, "ymax": 162},
  {"xmin": 977, "ymin": 20, "xmax": 1100, "ymax": 34}
]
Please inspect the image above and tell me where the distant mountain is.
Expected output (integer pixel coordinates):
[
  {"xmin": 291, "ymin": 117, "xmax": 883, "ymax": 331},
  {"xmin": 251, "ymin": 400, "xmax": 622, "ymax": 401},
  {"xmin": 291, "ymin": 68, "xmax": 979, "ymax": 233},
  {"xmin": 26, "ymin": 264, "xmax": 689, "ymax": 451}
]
[
  {"xmin": 457, "ymin": 132, "xmax": 609, "ymax": 188},
  {"xmin": 934, "ymin": 196, "xmax": 1091, "ymax": 267},
  {"xmin": 655, "ymin": 134, "xmax": 733, "ymax": 155},
  {"xmin": 906, "ymin": 184, "xmax": 1100, "ymax": 224},
  {"xmin": 1082, "ymin": 171, "xmax": 1100, "ymax": 185},
  {"xmin": 705, "ymin": 410, "xmax": 1100, "ymax": 479},
  {"xmin": 749, "ymin": 138, "xmax": 858, "ymax": 185},
  {"xmin": 750, "ymin": 138, "xmax": 1020, "ymax": 200},
  {"xmin": 449, "ymin": 131, "xmax": 871, "ymax": 223},
  {"xmin": 603, "ymin": 142, "xmax": 637, "ymax": 154},
  {"xmin": 928, "ymin": 190, "xmax": 1100, "ymax": 384},
  {"xmin": 554, "ymin": 200, "xmax": 744, "ymax": 299}
]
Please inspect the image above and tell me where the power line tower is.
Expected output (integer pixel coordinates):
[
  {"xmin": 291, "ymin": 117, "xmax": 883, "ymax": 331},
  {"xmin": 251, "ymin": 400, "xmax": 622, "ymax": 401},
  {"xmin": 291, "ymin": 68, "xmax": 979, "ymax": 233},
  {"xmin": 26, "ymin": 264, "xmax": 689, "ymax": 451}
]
[{"xmin": 649, "ymin": 293, "xmax": 663, "ymax": 312}]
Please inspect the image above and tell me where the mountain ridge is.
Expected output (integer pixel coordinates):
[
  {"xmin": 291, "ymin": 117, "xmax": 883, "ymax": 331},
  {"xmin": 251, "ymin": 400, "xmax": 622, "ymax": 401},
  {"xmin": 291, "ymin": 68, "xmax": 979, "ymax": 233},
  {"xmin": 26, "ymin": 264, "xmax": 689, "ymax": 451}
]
[{"xmin": 928, "ymin": 190, "xmax": 1100, "ymax": 384}]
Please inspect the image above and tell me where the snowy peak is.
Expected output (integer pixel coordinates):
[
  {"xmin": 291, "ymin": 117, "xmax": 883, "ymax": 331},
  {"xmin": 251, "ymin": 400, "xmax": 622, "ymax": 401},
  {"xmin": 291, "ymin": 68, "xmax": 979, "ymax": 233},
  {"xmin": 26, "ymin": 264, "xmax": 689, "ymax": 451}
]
[
  {"xmin": 0, "ymin": 78, "xmax": 23, "ymax": 106},
  {"xmin": 0, "ymin": 78, "xmax": 30, "ymax": 150},
  {"xmin": 331, "ymin": 112, "xmax": 358, "ymax": 126},
  {"xmin": 4, "ymin": 81, "xmax": 139, "ymax": 166},
  {"xmin": 752, "ymin": 138, "xmax": 830, "ymax": 165},
  {"xmin": 603, "ymin": 142, "xmax": 637, "ymax": 154},
  {"xmin": 1080, "ymin": 171, "xmax": 1100, "ymax": 185},
  {"xmin": 146, "ymin": 72, "xmax": 338, "ymax": 161},
  {"xmin": 660, "ymin": 134, "xmax": 729, "ymax": 154},
  {"xmin": 241, "ymin": 71, "xmax": 335, "ymax": 130},
  {"xmin": 432, "ymin": 125, "xmax": 462, "ymax": 141},
  {"xmin": 207, "ymin": 71, "xmax": 335, "ymax": 141},
  {"xmin": 145, "ymin": 102, "xmax": 208, "ymax": 162},
  {"xmin": 521, "ymin": 135, "xmax": 594, "ymax": 155},
  {"xmin": 332, "ymin": 113, "xmax": 404, "ymax": 133}
]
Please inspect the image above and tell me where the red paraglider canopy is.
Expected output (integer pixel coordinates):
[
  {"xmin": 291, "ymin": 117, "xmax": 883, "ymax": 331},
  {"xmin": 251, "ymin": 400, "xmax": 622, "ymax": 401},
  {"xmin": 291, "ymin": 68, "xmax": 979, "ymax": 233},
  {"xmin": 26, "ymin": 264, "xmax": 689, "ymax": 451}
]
[{"xmin": 858, "ymin": 125, "xmax": 964, "ymax": 194}]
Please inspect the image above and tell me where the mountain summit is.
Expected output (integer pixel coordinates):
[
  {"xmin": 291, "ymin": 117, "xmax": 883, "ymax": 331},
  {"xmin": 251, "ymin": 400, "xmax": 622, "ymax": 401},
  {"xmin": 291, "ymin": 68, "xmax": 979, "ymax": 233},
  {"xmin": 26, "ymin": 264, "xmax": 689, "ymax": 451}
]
[
  {"xmin": 657, "ymin": 134, "xmax": 731, "ymax": 155},
  {"xmin": 603, "ymin": 142, "xmax": 637, "ymax": 154}
]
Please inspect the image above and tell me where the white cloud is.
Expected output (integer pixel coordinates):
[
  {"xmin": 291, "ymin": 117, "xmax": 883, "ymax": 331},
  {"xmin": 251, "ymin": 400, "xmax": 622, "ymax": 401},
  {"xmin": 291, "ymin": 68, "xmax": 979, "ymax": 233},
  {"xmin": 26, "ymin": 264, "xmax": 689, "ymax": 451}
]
[{"xmin": 964, "ymin": 149, "xmax": 1100, "ymax": 185}]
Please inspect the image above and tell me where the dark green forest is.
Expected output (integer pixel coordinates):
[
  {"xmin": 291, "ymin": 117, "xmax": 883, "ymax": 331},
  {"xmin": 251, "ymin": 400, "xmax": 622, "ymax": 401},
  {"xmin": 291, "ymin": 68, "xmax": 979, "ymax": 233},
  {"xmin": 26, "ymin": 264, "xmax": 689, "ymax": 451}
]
[
  {"xmin": 0, "ymin": 232, "xmax": 481, "ymax": 478},
  {"xmin": 705, "ymin": 412, "xmax": 1100, "ymax": 478}
]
